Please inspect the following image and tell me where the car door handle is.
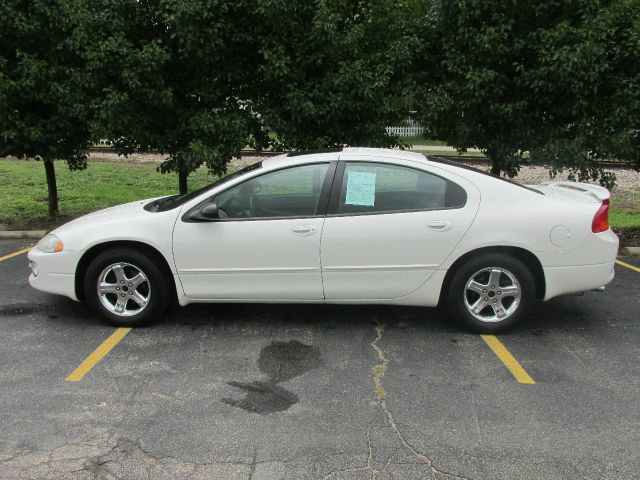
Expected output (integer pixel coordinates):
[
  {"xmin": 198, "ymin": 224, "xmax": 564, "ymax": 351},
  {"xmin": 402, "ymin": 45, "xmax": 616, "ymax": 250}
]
[
  {"xmin": 428, "ymin": 220, "xmax": 452, "ymax": 232},
  {"xmin": 292, "ymin": 225, "xmax": 317, "ymax": 236}
]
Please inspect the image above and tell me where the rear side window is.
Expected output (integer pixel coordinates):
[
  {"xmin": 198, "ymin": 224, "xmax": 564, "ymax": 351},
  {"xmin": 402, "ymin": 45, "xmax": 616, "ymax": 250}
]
[{"xmin": 337, "ymin": 162, "xmax": 466, "ymax": 215}]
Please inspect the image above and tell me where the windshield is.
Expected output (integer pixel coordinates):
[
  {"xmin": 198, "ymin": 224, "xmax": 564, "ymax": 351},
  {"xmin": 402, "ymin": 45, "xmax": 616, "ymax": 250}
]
[{"xmin": 144, "ymin": 161, "xmax": 263, "ymax": 212}]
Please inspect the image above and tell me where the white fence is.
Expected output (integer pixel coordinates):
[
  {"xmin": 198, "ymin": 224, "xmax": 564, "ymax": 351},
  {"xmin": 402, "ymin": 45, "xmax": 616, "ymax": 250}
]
[{"xmin": 385, "ymin": 125, "xmax": 425, "ymax": 137}]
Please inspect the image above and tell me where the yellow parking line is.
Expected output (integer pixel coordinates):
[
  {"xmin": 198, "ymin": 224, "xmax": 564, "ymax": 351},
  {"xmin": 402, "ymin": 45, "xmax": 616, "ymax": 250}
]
[
  {"xmin": 480, "ymin": 334, "xmax": 536, "ymax": 385},
  {"xmin": 65, "ymin": 328, "xmax": 132, "ymax": 382},
  {"xmin": 0, "ymin": 247, "xmax": 31, "ymax": 263},
  {"xmin": 616, "ymin": 260, "xmax": 640, "ymax": 273}
]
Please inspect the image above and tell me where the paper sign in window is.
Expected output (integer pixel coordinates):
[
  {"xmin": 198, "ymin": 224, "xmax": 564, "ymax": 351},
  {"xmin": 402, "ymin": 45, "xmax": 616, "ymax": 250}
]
[{"xmin": 345, "ymin": 171, "xmax": 376, "ymax": 206}]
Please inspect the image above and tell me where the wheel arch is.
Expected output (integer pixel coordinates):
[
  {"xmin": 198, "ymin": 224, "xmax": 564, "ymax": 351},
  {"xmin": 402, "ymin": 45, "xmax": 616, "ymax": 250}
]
[
  {"xmin": 75, "ymin": 240, "xmax": 177, "ymax": 301},
  {"xmin": 439, "ymin": 246, "xmax": 546, "ymax": 304}
]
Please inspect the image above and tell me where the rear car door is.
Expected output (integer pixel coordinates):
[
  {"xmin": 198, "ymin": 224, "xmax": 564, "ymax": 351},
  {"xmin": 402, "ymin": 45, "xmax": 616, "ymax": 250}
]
[{"xmin": 320, "ymin": 158, "xmax": 479, "ymax": 300}]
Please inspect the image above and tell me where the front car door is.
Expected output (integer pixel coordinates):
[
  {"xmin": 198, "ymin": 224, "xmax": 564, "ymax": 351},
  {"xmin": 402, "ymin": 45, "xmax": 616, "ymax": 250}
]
[
  {"xmin": 173, "ymin": 161, "xmax": 336, "ymax": 300},
  {"xmin": 320, "ymin": 157, "xmax": 479, "ymax": 300}
]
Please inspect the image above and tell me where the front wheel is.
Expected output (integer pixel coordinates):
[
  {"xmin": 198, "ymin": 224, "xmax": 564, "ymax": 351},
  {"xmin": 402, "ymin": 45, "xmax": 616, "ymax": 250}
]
[
  {"xmin": 84, "ymin": 248, "xmax": 171, "ymax": 327},
  {"xmin": 445, "ymin": 254, "xmax": 535, "ymax": 333}
]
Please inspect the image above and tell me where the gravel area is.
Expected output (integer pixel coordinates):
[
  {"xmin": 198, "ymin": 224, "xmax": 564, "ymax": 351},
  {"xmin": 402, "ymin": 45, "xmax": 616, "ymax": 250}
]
[
  {"xmin": 88, "ymin": 151, "xmax": 263, "ymax": 167},
  {"xmin": 88, "ymin": 151, "xmax": 170, "ymax": 164},
  {"xmin": 461, "ymin": 162, "xmax": 640, "ymax": 210}
]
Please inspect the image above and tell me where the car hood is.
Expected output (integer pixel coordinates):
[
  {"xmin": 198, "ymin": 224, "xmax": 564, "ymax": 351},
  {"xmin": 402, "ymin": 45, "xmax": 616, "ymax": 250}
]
[{"xmin": 52, "ymin": 197, "xmax": 166, "ymax": 235}]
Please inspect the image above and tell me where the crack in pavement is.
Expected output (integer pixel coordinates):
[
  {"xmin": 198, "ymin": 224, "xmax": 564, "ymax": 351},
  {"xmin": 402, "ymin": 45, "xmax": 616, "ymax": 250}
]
[
  {"xmin": 248, "ymin": 446, "xmax": 258, "ymax": 480},
  {"xmin": 321, "ymin": 426, "xmax": 400, "ymax": 480},
  {"xmin": 84, "ymin": 437, "xmax": 258, "ymax": 479},
  {"xmin": 372, "ymin": 325, "xmax": 390, "ymax": 401},
  {"xmin": 323, "ymin": 320, "xmax": 470, "ymax": 480},
  {"xmin": 1, "ymin": 432, "xmax": 256, "ymax": 480}
]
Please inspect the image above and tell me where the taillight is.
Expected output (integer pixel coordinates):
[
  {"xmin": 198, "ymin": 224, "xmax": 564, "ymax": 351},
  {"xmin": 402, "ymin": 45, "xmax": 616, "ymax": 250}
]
[{"xmin": 592, "ymin": 199, "xmax": 610, "ymax": 233}]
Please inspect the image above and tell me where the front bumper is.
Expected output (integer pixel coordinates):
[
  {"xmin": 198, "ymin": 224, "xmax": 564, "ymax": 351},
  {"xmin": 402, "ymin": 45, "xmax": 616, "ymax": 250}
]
[{"xmin": 27, "ymin": 248, "xmax": 82, "ymax": 301}]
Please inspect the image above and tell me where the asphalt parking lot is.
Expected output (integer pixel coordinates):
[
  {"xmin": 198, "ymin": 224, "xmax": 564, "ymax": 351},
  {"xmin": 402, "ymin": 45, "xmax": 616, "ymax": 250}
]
[{"xmin": 1, "ymin": 239, "xmax": 639, "ymax": 480}]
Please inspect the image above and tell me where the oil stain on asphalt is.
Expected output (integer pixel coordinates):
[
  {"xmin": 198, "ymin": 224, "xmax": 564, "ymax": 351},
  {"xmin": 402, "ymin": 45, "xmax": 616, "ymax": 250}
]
[
  {"xmin": 0, "ymin": 303, "xmax": 46, "ymax": 316},
  {"xmin": 222, "ymin": 340, "xmax": 322, "ymax": 414}
]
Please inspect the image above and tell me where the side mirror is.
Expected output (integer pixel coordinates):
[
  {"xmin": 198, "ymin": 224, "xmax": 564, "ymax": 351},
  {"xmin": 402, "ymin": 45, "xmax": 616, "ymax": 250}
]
[
  {"xmin": 185, "ymin": 202, "xmax": 219, "ymax": 222},
  {"xmin": 200, "ymin": 203, "xmax": 219, "ymax": 219}
]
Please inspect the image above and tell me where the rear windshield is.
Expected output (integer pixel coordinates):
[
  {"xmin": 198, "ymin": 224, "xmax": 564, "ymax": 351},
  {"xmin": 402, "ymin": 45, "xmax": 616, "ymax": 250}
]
[{"xmin": 144, "ymin": 162, "xmax": 263, "ymax": 212}]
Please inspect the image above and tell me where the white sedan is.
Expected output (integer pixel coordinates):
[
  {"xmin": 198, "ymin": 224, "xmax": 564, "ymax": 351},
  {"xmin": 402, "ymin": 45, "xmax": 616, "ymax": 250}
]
[{"xmin": 28, "ymin": 148, "xmax": 618, "ymax": 332}]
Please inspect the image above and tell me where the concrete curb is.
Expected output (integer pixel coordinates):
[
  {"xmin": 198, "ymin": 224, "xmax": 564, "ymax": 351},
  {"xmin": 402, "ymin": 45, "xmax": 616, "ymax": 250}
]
[
  {"xmin": 621, "ymin": 246, "xmax": 640, "ymax": 256},
  {"xmin": 0, "ymin": 230, "xmax": 46, "ymax": 240}
]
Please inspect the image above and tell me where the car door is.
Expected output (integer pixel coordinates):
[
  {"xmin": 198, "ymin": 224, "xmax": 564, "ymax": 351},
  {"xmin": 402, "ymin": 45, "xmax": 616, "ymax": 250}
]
[
  {"xmin": 173, "ymin": 162, "xmax": 335, "ymax": 300},
  {"xmin": 320, "ymin": 158, "xmax": 479, "ymax": 300}
]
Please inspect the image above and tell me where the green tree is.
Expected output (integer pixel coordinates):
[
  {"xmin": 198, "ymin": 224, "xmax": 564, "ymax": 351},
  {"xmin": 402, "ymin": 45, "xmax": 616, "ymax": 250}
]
[
  {"xmin": 413, "ymin": 0, "xmax": 640, "ymax": 186},
  {"xmin": 253, "ymin": 0, "xmax": 419, "ymax": 151},
  {"xmin": 541, "ymin": 0, "xmax": 640, "ymax": 181},
  {"xmin": 0, "ymin": 0, "xmax": 93, "ymax": 216},
  {"xmin": 91, "ymin": 0, "xmax": 267, "ymax": 195}
]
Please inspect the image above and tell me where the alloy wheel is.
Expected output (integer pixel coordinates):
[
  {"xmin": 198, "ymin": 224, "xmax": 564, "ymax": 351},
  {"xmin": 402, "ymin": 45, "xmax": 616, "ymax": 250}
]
[
  {"xmin": 97, "ymin": 262, "xmax": 151, "ymax": 317},
  {"xmin": 463, "ymin": 267, "xmax": 522, "ymax": 323}
]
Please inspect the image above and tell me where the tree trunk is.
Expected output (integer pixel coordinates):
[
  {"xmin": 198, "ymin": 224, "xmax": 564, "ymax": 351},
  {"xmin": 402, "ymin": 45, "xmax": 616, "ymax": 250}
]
[
  {"xmin": 43, "ymin": 158, "xmax": 59, "ymax": 217},
  {"xmin": 487, "ymin": 146, "xmax": 502, "ymax": 176},
  {"xmin": 178, "ymin": 170, "xmax": 188, "ymax": 195}
]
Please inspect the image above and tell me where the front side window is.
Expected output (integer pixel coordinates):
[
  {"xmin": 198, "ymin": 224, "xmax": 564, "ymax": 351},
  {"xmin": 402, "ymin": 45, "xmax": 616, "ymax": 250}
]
[
  {"xmin": 215, "ymin": 163, "xmax": 330, "ymax": 219},
  {"xmin": 337, "ymin": 162, "xmax": 466, "ymax": 214}
]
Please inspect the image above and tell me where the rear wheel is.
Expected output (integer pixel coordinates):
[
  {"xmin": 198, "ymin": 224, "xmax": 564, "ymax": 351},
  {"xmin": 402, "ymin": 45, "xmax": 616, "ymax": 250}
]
[
  {"xmin": 84, "ymin": 248, "xmax": 170, "ymax": 327},
  {"xmin": 446, "ymin": 253, "xmax": 535, "ymax": 333}
]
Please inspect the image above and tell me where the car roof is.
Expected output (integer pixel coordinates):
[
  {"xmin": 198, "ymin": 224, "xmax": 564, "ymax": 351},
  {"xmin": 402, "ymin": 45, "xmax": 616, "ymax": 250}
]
[{"xmin": 262, "ymin": 147, "xmax": 429, "ymax": 170}]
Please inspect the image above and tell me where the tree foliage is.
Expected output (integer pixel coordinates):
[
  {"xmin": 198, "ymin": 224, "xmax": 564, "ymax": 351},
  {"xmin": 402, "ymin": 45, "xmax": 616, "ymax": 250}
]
[
  {"xmin": 253, "ymin": 0, "xmax": 420, "ymax": 150},
  {"xmin": 2, "ymin": 0, "xmax": 638, "ymax": 216},
  {"xmin": 92, "ymin": 0, "xmax": 422, "ymax": 191},
  {"xmin": 414, "ymin": 0, "xmax": 640, "ymax": 187},
  {"xmin": 90, "ymin": 0, "xmax": 267, "ymax": 194},
  {"xmin": 0, "ymin": 0, "xmax": 93, "ymax": 215}
]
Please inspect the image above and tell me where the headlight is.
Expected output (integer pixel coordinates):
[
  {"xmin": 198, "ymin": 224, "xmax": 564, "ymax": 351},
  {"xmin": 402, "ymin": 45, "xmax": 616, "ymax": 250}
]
[{"xmin": 36, "ymin": 234, "xmax": 64, "ymax": 253}]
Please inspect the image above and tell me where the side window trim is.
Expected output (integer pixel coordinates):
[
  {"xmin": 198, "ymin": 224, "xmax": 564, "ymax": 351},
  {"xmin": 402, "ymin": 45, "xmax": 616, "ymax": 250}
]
[
  {"xmin": 182, "ymin": 161, "xmax": 338, "ymax": 222},
  {"xmin": 325, "ymin": 160, "xmax": 467, "ymax": 217},
  {"xmin": 316, "ymin": 161, "xmax": 338, "ymax": 216},
  {"xmin": 326, "ymin": 160, "xmax": 346, "ymax": 215}
]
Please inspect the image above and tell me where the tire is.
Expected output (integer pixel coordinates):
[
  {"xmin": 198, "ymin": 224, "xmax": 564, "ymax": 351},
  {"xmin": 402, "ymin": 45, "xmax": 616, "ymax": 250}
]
[
  {"xmin": 445, "ymin": 253, "xmax": 535, "ymax": 333},
  {"xmin": 84, "ymin": 248, "xmax": 171, "ymax": 327}
]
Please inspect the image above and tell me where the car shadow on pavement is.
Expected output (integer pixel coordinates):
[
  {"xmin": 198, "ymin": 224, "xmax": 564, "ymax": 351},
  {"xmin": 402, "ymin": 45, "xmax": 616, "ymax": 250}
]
[
  {"xmin": 512, "ymin": 294, "xmax": 605, "ymax": 335},
  {"xmin": 23, "ymin": 290, "xmax": 599, "ymax": 336},
  {"xmin": 1, "ymin": 294, "xmax": 94, "ymax": 325},
  {"xmin": 160, "ymin": 302, "xmax": 467, "ymax": 335}
]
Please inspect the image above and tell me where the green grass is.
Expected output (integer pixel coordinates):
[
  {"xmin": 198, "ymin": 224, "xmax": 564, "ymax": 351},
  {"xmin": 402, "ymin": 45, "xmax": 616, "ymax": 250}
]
[
  {"xmin": 610, "ymin": 210, "xmax": 640, "ymax": 228},
  {"xmin": 1, "ymin": 157, "xmax": 638, "ymax": 229},
  {"xmin": 0, "ymin": 159, "xmax": 222, "ymax": 228},
  {"xmin": 398, "ymin": 136, "xmax": 447, "ymax": 146}
]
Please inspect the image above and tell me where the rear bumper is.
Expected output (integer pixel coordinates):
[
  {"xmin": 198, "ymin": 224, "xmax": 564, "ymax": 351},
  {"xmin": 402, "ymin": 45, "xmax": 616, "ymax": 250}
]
[
  {"xmin": 542, "ymin": 228, "xmax": 618, "ymax": 300},
  {"xmin": 543, "ymin": 261, "xmax": 615, "ymax": 300}
]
